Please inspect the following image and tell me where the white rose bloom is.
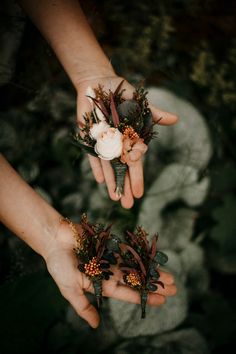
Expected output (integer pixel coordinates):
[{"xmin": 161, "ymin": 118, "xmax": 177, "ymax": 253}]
[
  {"xmin": 90, "ymin": 121, "xmax": 110, "ymax": 140},
  {"xmin": 95, "ymin": 106, "xmax": 106, "ymax": 121},
  {"xmin": 95, "ymin": 128, "xmax": 123, "ymax": 160}
]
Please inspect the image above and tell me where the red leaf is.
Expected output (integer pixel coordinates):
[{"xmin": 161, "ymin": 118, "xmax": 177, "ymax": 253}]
[
  {"xmin": 126, "ymin": 230, "xmax": 139, "ymax": 246},
  {"xmin": 87, "ymin": 95, "xmax": 109, "ymax": 119},
  {"xmin": 105, "ymin": 224, "xmax": 113, "ymax": 232},
  {"xmin": 157, "ymin": 281, "xmax": 165, "ymax": 289},
  {"xmin": 114, "ymin": 79, "xmax": 125, "ymax": 96},
  {"xmin": 120, "ymin": 266, "xmax": 138, "ymax": 274},
  {"xmin": 98, "ymin": 99, "xmax": 109, "ymax": 118},
  {"xmin": 100, "ymin": 259, "xmax": 109, "ymax": 264},
  {"xmin": 122, "ymin": 244, "xmax": 146, "ymax": 276},
  {"xmin": 81, "ymin": 222, "xmax": 95, "ymax": 235},
  {"xmin": 150, "ymin": 234, "xmax": 158, "ymax": 260},
  {"xmin": 97, "ymin": 231, "xmax": 110, "ymax": 258},
  {"xmin": 110, "ymin": 91, "xmax": 120, "ymax": 126}
]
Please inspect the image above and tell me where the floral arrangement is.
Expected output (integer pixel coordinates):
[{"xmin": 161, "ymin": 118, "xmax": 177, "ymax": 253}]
[
  {"xmin": 63, "ymin": 215, "xmax": 116, "ymax": 307},
  {"xmin": 73, "ymin": 81, "xmax": 156, "ymax": 196},
  {"xmin": 118, "ymin": 227, "xmax": 168, "ymax": 318}
]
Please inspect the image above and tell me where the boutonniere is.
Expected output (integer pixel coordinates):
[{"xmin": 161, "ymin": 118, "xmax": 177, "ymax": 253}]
[
  {"xmin": 63, "ymin": 215, "xmax": 117, "ymax": 307},
  {"xmin": 119, "ymin": 226, "xmax": 168, "ymax": 318},
  {"xmin": 74, "ymin": 81, "xmax": 156, "ymax": 197}
]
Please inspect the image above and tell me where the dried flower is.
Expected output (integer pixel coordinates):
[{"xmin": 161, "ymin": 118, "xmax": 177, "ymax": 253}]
[
  {"xmin": 123, "ymin": 126, "xmax": 140, "ymax": 140},
  {"xmin": 84, "ymin": 257, "xmax": 103, "ymax": 277},
  {"xmin": 125, "ymin": 272, "xmax": 142, "ymax": 287}
]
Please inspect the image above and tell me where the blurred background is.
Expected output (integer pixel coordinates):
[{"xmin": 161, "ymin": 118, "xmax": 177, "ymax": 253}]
[{"xmin": 0, "ymin": 0, "xmax": 236, "ymax": 353}]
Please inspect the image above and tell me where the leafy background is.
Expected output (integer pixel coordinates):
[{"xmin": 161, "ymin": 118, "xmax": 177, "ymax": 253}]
[{"xmin": 0, "ymin": 0, "xmax": 236, "ymax": 353}]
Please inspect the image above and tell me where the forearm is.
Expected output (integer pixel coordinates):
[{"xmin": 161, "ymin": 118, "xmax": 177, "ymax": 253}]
[
  {"xmin": 0, "ymin": 154, "xmax": 61, "ymax": 258},
  {"xmin": 19, "ymin": 0, "xmax": 115, "ymax": 87}
]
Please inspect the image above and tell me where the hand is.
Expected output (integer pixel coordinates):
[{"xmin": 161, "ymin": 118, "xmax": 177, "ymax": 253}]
[
  {"xmin": 76, "ymin": 75, "xmax": 178, "ymax": 209},
  {"xmin": 45, "ymin": 221, "xmax": 177, "ymax": 328}
]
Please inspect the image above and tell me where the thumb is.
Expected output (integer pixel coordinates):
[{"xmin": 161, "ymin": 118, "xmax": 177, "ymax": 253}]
[
  {"xmin": 149, "ymin": 103, "xmax": 179, "ymax": 125},
  {"xmin": 76, "ymin": 88, "xmax": 94, "ymax": 126},
  {"xmin": 62, "ymin": 288, "xmax": 100, "ymax": 328}
]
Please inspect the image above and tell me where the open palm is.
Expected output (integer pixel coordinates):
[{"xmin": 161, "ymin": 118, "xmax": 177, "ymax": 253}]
[
  {"xmin": 76, "ymin": 76, "xmax": 178, "ymax": 209},
  {"xmin": 45, "ymin": 222, "xmax": 177, "ymax": 328}
]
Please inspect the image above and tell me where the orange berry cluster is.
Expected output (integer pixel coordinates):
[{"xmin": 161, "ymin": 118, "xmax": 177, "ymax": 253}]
[
  {"xmin": 125, "ymin": 272, "xmax": 142, "ymax": 287},
  {"xmin": 123, "ymin": 126, "xmax": 139, "ymax": 140},
  {"xmin": 84, "ymin": 257, "xmax": 102, "ymax": 277}
]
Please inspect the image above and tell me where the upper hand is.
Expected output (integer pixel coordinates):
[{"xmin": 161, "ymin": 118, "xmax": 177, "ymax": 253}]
[{"xmin": 76, "ymin": 75, "xmax": 178, "ymax": 208}]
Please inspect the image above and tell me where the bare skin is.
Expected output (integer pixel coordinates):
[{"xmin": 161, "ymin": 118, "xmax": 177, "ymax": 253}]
[
  {"xmin": 0, "ymin": 154, "xmax": 177, "ymax": 328},
  {"xmin": 19, "ymin": 0, "xmax": 178, "ymax": 208}
]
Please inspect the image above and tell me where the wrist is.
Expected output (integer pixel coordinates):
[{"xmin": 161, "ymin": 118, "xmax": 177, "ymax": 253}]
[
  {"xmin": 74, "ymin": 67, "xmax": 117, "ymax": 91},
  {"xmin": 42, "ymin": 217, "xmax": 80, "ymax": 262}
]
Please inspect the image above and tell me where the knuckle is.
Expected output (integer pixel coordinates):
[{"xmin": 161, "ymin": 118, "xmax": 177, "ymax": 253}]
[
  {"xmin": 170, "ymin": 285, "xmax": 177, "ymax": 296},
  {"xmin": 159, "ymin": 296, "xmax": 166, "ymax": 305}
]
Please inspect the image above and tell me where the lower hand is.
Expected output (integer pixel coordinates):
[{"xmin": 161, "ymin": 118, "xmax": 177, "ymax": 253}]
[{"xmin": 44, "ymin": 221, "xmax": 177, "ymax": 328}]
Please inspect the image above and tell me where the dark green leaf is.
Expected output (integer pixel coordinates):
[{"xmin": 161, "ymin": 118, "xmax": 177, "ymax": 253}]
[
  {"xmin": 72, "ymin": 140, "xmax": 98, "ymax": 157},
  {"xmin": 147, "ymin": 282, "xmax": 158, "ymax": 291},
  {"xmin": 154, "ymin": 251, "xmax": 168, "ymax": 265},
  {"xmin": 149, "ymin": 265, "xmax": 160, "ymax": 279}
]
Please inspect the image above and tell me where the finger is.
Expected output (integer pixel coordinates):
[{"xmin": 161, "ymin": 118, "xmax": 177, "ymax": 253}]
[
  {"xmin": 103, "ymin": 281, "xmax": 166, "ymax": 306},
  {"xmin": 110, "ymin": 266, "xmax": 175, "ymax": 287},
  {"xmin": 77, "ymin": 90, "xmax": 93, "ymax": 124},
  {"xmin": 128, "ymin": 159, "xmax": 144, "ymax": 198},
  {"xmin": 88, "ymin": 155, "xmax": 104, "ymax": 183},
  {"xmin": 120, "ymin": 172, "xmax": 134, "ymax": 209},
  {"xmin": 61, "ymin": 287, "xmax": 100, "ymax": 328},
  {"xmin": 149, "ymin": 104, "xmax": 179, "ymax": 125},
  {"xmin": 154, "ymin": 283, "xmax": 177, "ymax": 297},
  {"xmin": 159, "ymin": 270, "xmax": 175, "ymax": 285},
  {"xmin": 148, "ymin": 292, "xmax": 166, "ymax": 306},
  {"xmin": 101, "ymin": 160, "xmax": 120, "ymax": 201}
]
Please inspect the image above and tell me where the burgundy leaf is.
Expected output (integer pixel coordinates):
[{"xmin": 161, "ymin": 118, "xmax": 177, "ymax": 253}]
[
  {"xmin": 105, "ymin": 224, "xmax": 113, "ymax": 232},
  {"xmin": 98, "ymin": 99, "xmax": 109, "ymax": 118},
  {"xmin": 100, "ymin": 259, "xmax": 109, "ymax": 264},
  {"xmin": 150, "ymin": 234, "xmax": 158, "ymax": 260},
  {"xmin": 142, "ymin": 234, "xmax": 149, "ymax": 252},
  {"xmin": 110, "ymin": 91, "xmax": 120, "ymax": 126},
  {"xmin": 122, "ymin": 244, "xmax": 146, "ymax": 276},
  {"xmin": 87, "ymin": 95, "xmax": 109, "ymax": 119},
  {"xmin": 114, "ymin": 79, "xmax": 125, "ymax": 96},
  {"xmin": 157, "ymin": 281, "xmax": 165, "ymax": 289},
  {"xmin": 126, "ymin": 230, "xmax": 139, "ymax": 246},
  {"xmin": 120, "ymin": 266, "xmax": 138, "ymax": 274},
  {"xmin": 97, "ymin": 231, "xmax": 110, "ymax": 258},
  {"xmin": 81, "ymin": 222, "xmax": 95, "ymax": 235}
]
